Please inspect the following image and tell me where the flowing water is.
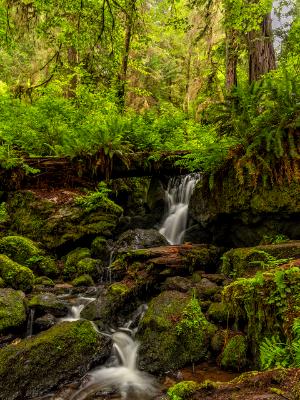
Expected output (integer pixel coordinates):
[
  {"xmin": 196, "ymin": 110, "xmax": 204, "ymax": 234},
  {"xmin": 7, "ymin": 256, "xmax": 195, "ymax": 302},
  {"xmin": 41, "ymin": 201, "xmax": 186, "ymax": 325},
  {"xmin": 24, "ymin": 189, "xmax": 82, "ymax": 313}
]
[
  {"xmin": 70, "ymin": 331, "xmax": 159, "ymax": 400},
  {"xmin": 159, "ymin": 174, "xmax": 200, "ymax": 245},
  {"xmin": 60, "ymin": 296, "xmax": 96, "ymax": 322}
]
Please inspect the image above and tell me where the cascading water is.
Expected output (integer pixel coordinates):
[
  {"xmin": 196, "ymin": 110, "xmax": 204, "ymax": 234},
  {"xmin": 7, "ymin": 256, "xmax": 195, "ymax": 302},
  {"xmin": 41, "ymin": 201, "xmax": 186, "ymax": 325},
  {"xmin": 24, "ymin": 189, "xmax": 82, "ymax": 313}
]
[
  {"xmin": 60, "ymin": 296, "xmax": 95, "ymax": 322},
  {"xmin": 159, "ymin": 174, "xmax": 200, "ymax": 245},
  {"xmin": 70, "ymin": 330, "xmax": 159, "ymax": 400}
]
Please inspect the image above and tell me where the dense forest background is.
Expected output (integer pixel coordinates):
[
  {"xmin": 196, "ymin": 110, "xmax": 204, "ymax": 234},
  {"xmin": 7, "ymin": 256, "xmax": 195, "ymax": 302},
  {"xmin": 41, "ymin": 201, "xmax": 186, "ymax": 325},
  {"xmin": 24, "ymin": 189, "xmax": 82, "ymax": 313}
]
[{"xmin": 0, "ymin": 0, "xmax": 299, "ymax": 184}]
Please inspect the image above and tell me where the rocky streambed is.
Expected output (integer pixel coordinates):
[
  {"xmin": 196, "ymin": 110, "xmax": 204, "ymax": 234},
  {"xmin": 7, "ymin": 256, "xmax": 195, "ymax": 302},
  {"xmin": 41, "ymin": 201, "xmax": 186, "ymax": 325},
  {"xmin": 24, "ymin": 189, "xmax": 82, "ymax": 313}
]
[{"xmin": 0, "ymin": 179, "xmax": 300, "ymax": 400}]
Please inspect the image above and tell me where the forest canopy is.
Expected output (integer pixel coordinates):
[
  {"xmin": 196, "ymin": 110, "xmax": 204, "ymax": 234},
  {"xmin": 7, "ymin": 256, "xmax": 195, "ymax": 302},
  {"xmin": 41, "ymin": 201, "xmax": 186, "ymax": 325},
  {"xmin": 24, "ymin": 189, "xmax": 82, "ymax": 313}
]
[{"xmin": 0, "ymin": 0, "xmax": 299, "ymax": 182}]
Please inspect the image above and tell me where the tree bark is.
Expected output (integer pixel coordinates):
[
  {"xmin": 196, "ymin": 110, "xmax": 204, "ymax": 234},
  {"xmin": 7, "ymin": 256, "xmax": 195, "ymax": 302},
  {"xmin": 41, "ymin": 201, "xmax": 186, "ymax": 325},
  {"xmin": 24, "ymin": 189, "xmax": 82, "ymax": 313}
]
[
  {"xmin": 248, "ymin": 12, "xmax": 276, "ymax": 82},
  {"xmin": 225, "ymin": 29, "xmax": 238, "ymax": 90}
]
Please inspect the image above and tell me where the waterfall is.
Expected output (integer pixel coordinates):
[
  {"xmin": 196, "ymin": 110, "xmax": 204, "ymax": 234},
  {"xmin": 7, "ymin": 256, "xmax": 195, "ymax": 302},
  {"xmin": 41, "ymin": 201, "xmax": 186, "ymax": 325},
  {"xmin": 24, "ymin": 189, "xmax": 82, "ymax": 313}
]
[
  {"xmin": 60, "ymin": 297, "xmax": 95, "ymax": 322},
  {"xmin": 159, "ymin": 174, "xmax": 200, "ymax": 245},
  {"xmin": 70, "ymin": 331, "xmax": 159, "ymax": 400},
  {"xmin": 26, "ymin": 309, "xmax": 35, "ymax": 338}
]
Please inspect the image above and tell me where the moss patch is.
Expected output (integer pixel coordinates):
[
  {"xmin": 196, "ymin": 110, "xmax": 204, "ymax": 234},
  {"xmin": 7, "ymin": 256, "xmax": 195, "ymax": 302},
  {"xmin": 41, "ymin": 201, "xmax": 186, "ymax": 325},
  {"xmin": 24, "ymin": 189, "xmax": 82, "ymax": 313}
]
[
  {"xmin": 0, "ymin": 288, "xmax": 26, "ymax": 333},
  {"xmin": 0, "ymin": 235, "xmax": 44, "ymax": 265},
  {"xmin": 0, "ymin": 254, "xmax": 35, "ymax": 292},
  {"xmin": 220, "ymin": 334, "xmax": 248, "ymax": 371}
]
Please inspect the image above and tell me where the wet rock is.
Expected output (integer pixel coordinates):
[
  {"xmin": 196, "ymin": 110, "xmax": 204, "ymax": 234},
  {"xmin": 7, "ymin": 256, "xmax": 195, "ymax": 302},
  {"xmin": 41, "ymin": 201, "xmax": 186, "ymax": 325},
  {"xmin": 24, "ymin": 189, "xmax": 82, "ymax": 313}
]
[
  {"xmin": 137, "ymin": 290, "xmax": 215, "ymax": 373},
  {"xmin": 115, "ymin": 228, "xmax": 168, "ymax": 252},
  {"xmin": 0, "ymin": 288, "xmax": 26, "ymax": 334},
  {"xmin": 34, "ymin": 313, "xmax": 56, "ymax": 332},
  {"xmin": 91, "ymin": 236, "xmax": 110, "ymax": 260},
  {"xmin": 0, "ymin": 255, "xmax": 35, "ymax": 292},
  {"xmin": 162, "ymin": 276, "xmax": 194, "ymax": 292},
  {"xmin": 195, "ymin": 278, "xmax": 220, "ymax": 300},
  {"xmin": 210, "ymin": 329, "xmax": 226, "ymax": 354},
  {"xmin": 28, "ymin": 292, "xmax": 68, "ymax": 317},
  {"xmin": 0, "ymin": 320, "xmax": 110, "ymax": 399}
]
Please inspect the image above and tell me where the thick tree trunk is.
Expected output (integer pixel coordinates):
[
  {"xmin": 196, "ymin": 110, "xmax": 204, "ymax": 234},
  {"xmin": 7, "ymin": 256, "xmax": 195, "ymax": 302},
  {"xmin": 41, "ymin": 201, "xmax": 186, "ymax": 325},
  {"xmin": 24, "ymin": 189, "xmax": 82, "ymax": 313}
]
[
  {"xmin": 225, "ymin": 29, "xmax": 238, "ymax": 90},
  {"xmin": 248, "ymin": 12, "xmax": 276, "ymax": 82}
]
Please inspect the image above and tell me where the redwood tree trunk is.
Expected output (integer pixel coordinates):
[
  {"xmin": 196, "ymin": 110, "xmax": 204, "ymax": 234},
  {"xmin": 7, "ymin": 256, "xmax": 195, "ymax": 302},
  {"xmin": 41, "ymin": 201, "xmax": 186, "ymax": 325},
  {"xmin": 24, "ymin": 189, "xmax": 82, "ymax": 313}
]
[
  {"xmin": 248, "ymin": 12, "xmax": 276, "ymax": 82},
  {"xmin": 226, "ymin": 29, "xmax": 238, "ymax": 90}
]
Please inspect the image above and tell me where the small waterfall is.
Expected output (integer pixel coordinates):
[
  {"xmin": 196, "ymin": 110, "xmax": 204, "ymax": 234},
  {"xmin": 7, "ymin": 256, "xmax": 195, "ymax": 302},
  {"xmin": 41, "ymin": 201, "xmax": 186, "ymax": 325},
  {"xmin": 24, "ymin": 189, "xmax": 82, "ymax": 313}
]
[
  {"xmin": 159, "ymin": 174, "xmax": 200, "ymax": 245},
  {"xmin": 60, "ymin": 297, "xmax": 95, "ymax": 322},
  {"xmin": 26, "ymin": 309, "xmax": 35, "ymax": 338},
  {"xmin": 71, "ymin": 331, "xmax": 159, "ymax": 400}
]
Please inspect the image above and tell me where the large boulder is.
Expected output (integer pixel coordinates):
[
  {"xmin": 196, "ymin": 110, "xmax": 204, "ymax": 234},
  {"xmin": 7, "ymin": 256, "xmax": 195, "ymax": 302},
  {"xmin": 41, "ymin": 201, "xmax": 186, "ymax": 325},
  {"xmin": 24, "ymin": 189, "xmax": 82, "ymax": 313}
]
[
  {"xmin": 137, "ymin": 291, "xmax": 215, "ymax": 373},
  {"xmin": 0, "ymin": 255, "xmax": 35, "ymax": 292},
  {"xmin": 5, "ymin": 190, "xmax": 123, "ymax": 250},
  {"xmin": 0, "ymin": 288, "xmax": 26, "ymax": 334},
  {"xmin": 0, "ymin": 320, "xmax": 110, "ymax": 399},
  {"xmin": 189, "ymin": 173, "xmax": 300, "ymax": 247},
  {"xmin": 28, "ymin": 292, "xmax": 68, "ymax": 317},
  {"xmin": 114, "ymin": 228, "xmax": 168, "ymax": 252}
]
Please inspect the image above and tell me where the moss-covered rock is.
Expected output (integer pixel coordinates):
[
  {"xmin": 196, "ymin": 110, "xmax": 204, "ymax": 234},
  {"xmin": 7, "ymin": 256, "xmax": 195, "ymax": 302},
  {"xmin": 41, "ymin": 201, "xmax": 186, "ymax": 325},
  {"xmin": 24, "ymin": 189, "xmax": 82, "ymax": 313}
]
[
  {"xmin": 63, "ymin": 248, "xmax": 91, "ymax": 280},
  {"xmin": 72, "ymin": 274, "xmax": 94, "ymax": 287},
  {"xmin": 137, "ymin": 291, "xmax": 215, "ymax": 373},
  {"xmin": 115, "ymin": 228, "xmax": 168, "ymax": 251},
  {"xmin": 183, "ymin": 245, "xmax": 220, "ymax": 272},
  {"xmin": 77, "ymin": 258, "xmax": 103, "ymax": 279},
  {"xmin": 0, "ymin": 277, "xmax": 5, "ymax": 288},
  {"xmin": 27, "ymin": 256, "xmax": 59, "ymax": 278},
  {"xmin": 189, "ymin": 172, "xmax": 300, "ymax": 247},
  {"xmin": 34, "ymin": 276, "xmax": 55, "ymax": 287},
  {"xmin": 167, "ymin": 380, "xmax": 200, "ymax": 400},
  {"xmin": 222, "ymin": 242, "xmax": 300, "ymax": 278},
  {"xmin": 195, "ymin": 278, "xmax": 220, "ymax": 300},
  {"xmin": 0, "ymin": 288, "xmax": 26, "ymax": 333},
  {"xmin": 0, "ymin": 235, "xmax": 44, "ymax": 265},
  {"xmin": 220, "ymin": 334, "xmax": 248, "ymax": 371},
  {"xmin": 0, "ymin": 254, "xmax": 35, "ymax": 292},
  {"xmin": 91, "ymin": 236, "xmax": 109, "ymax": 260},
  {"xmin": 222, "ymin": 261, "xmax": 300, "ymax": 362},
  {"xmin": 5, "ymin": 190, "xmax": 123, "ymax": 250},
  {"xmin": 0, "ymin": 320, "xmax": 109, "ymax": 399},
  {"xmin": 28, "ymin": 293, "xmax": 68, "ymax": 317},
  {"xmin": 207, "ymin": 302, "xmax": 229, "ymax": 325}
]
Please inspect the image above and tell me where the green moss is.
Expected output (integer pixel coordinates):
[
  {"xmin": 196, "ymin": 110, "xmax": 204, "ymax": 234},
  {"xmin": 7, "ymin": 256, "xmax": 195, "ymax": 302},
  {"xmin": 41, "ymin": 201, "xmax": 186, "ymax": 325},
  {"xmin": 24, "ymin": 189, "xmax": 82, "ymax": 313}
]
[
  {"xmin": 72, "ymin": 274, "xmax": 94, "ymax": 287},
  {"xmin": 0, "ymin": 254, "xmax": 35, "ymax": 292},
  {"xmin": 221, "ymin": 248, "xmax": 267, "ymax": 278},
  {"xmin": 207, "ymin": 302, "xmax": 229, "ymax": 324},
  {"xmin": 138, "ymin": 291, "xmax": 214, "ymax": 372},
  {"xmin": 26, "ymin": 255, "xmax": 59, "ymax": 278},
  {"xmin": 28, "ymin": 293, "xmax": 68, "ymax": 316},
  {"xmin": 220, "ymin": 334, "xmax": 248, "ymax": 371},
  {"xmin": 222, "ymin": 264, "xmax": 300, "ymax": 362},
  {"xmin": 167, "ymin": 381, "xmax": 200, "ymax": 400},
  {"xmin": 0, "ymin": 288, "xmax": 26, "ymax": 333},
  {"xmin": 0, "ymin": 320, "xmax": 106, "ymax": 399},
  {"xmin": 109, "ymin": 282, "xmax": 130, "ymax": 296},
  {"xmin": 0, "ymin": 277, "xmax": 5, "ymax": 288},
  {"xmin": 91, "ymin": 236, "xmax": 108, "ymax": 259},
  {"xmin": 77, "ymin": 258, "xmax": 102, "ymax": 279},
  {"xmin": 184, "ymin": 246, "xmax": 219, "ymax": 271},
  {"xmin": 63, "ymin": 248, "xmax": 91, "ymax": 280},
  {"xmin": 0, "ymin": 235, "xmax": 44, "ymax": 265},
  {"xmin": 34, "ymin": 276, "xmax": 55, "ymax": 286}
]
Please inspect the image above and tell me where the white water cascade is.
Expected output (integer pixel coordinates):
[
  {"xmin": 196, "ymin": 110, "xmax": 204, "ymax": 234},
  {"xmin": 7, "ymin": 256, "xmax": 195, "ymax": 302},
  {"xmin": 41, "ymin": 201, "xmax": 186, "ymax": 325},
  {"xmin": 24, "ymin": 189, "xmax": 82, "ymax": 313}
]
[
  {"xmin": 70, "ymin": 331, "xmax": 159, "ymax": 400},
  {"xmin": 159, "ymin": 174, "xmax": 200, "ymax": 245}
]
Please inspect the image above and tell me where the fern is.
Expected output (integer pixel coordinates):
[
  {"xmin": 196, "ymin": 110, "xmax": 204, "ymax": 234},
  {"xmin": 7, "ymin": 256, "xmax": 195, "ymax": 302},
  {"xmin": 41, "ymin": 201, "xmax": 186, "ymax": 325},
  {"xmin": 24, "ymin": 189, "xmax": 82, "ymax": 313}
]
[{"xmin": 260, "ymin": 336, "xmax": 291, "ymax": 369}]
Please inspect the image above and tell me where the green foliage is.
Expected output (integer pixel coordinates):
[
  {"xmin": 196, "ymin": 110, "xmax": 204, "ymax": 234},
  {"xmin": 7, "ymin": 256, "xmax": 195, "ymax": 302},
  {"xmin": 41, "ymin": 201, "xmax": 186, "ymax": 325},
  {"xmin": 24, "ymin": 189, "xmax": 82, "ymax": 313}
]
[
  {"xmin": 176, "ymin": 293, "xmax": 208, "ymax": 335},
  {"xmin": 249, "ymin": 250, "xmax": 292, "ymax": 270},
  {"xmin": 167, "ymin": 381, "xmax": 199, "ymax": 400},
  {"xmin": 0, "ymin": 202, "xmax": 8, "ymax": 224},
  {"xmin": 260, "ymin": 318, "xmax": 300, "ymax": 369}
]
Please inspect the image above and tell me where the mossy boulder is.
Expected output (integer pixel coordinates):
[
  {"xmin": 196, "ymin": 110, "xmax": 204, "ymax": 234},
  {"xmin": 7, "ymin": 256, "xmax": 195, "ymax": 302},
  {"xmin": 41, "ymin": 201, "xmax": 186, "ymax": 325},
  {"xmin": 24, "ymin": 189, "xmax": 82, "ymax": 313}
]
[
  {"xmin": 0, "ymin": 255, "xmax": 35, "ymax": 292},
  {"xmin": 183, "ymin": 245, "xmax": 220, "ymax": 272},
  {"xmin": 220, "ymin": 334, "xmax": 248, "ymax": 371},
  {"xmin": 0, "ymin": 235, "xmax": 44, "ymax": 265},
  {"xmin": 34, "ymin": 276, "xmax": 55, "ymax": 287},
  {"xmin": 115, "ymin": 228, "xmax": 168, "ymax": 251},
  {"xmin": 189, "ymin": 172, "xmax": 300, "ymax": 247},
  {"xmin": 194, "ymin": 278, "xmax": 220, "ymax": 300},
  {"xmin": 222, "ymin": 242, "xmax": 300, "ymax": 278},
  {"xmin": 5, "ymin": 190, "xmax": 123, "ymax": 250},
  {"xmin": 207, "ymin": 302, "xmax": 230, "ymax": 325},
  {"xmin": 77, "ymin": 258, "xmax": 103, "ymax": 279},
  {"xmin": 167, "ymin": 381, "xmax": 200, "ymax": 400},
  {"xmin": 222, "ymin": 261, "xmax": 300, "ymax": 361},
  {"xmin": 72, "ymin": 274, "xmax": 94, "ymax": 287},
  {"xmin": 91, "ymin": 236, "xmax": 109, "ymax": 260},
  {"xmin": 63, "ymin": 248, "xmax": 91, "ymax": 280},
  {"xmin": 27, "ymin": 256, "xmax": 59, "ymax": 278},
  {"xmin": 28, "ymin": 293, "xmax": 68, "ymax": 317},
  {"xmin": 0, "ymin": 320, "xmax": 110, "ymax": 399},
  {"xmin": 137, "ymin": 291, "xmax": 215, "ymax": 373},
  {"xmin": 0, "ymin": 288, "xmax": 26, "ymax": 333}
]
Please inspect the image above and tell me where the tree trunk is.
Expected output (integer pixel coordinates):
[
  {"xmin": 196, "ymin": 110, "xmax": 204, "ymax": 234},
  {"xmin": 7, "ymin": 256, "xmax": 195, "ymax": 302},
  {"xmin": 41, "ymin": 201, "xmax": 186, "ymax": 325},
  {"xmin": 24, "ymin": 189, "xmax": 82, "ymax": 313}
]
[
  {"xmin": 248, "ymin": 12, "xmax": 276, "ymax": 82},
  {"xmin": 225, "ymin": 29, "xmax": 238, "ymax": 90},
  {"xmin": 117, "ymin": 0, "xmax": 135, "ymax": 109},
  {"xmin": 66, "ymin": 46, "xmax": 78, "ymax": 98}
]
